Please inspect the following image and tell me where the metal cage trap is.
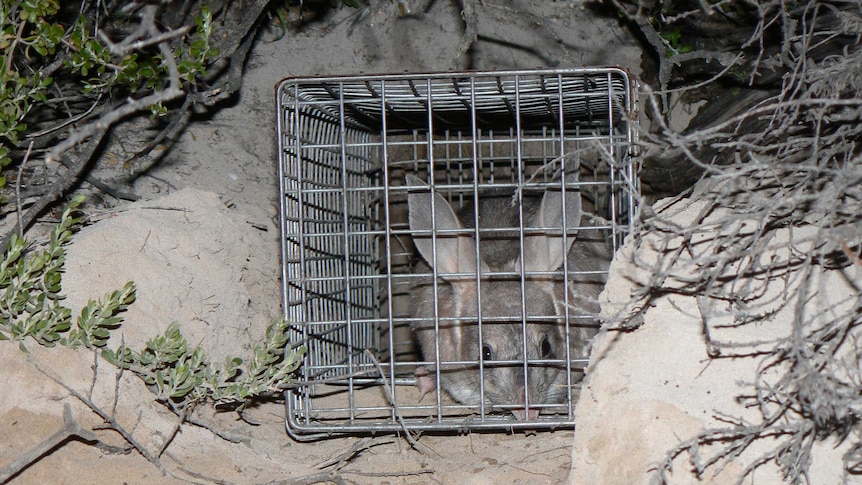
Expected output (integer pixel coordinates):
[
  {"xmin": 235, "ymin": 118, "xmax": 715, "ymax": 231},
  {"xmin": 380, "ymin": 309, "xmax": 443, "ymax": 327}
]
[{"xmin": 276, "ymin": 68, "xmax": 639, "ymax": 438}]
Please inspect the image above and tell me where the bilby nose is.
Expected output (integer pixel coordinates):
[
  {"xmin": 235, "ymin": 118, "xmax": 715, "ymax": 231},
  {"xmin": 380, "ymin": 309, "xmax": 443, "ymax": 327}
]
[
  {"xmin": 512, "ymin": 408, "xmax": 540, "ymax": 420},
  {"xmin": 511, "ymin": 385, "xmax": 540, "ymax": 420}
]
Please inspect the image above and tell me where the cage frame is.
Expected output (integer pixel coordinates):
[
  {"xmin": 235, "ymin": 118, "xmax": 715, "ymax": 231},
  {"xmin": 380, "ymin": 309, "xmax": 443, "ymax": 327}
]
[{"xmin": 276, "ymin": 68, "xmax": 640, "ymax": 438}]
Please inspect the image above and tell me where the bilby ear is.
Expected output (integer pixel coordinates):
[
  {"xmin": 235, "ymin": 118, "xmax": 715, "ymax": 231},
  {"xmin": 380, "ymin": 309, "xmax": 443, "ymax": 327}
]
[
  {"xmin": 406, "ymin": 175, "xmax": 488, "ymax": 277},
  {"xmin": 519, "ymin": 171, "xmax": 582, "ymax": 272}
]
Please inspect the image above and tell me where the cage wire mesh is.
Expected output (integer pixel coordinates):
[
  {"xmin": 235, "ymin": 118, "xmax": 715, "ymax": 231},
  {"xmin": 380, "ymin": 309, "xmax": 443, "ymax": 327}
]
[{"xmin": 276, "ymin": 68, "xmax": 639, "ymax": 437}]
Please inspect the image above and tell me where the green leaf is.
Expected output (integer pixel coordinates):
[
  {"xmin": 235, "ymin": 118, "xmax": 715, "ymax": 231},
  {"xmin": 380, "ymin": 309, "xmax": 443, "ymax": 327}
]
[
  {"xmin": 102, "ymin": 348, "xmax": 118, "ymax": 365},
  {"xmin": 660, "ymin": 28, "xmax": 682, "ymax": 47}
]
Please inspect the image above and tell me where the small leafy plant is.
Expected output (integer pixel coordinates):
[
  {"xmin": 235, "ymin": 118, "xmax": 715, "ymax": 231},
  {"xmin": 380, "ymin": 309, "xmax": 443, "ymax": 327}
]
[
  {"xmin": 1, "ymin": 2, "xmax": 221, "ymax": 157},
  {"xmin": 0, "ymin": 196, "xmax": 304, "ymax": 411},
  {"xmin": 103, "ymin": 319, "xmax": 305, "ymax": 409},
  {"xmin": 1, "ymin": 1, "xmax": 304, "ymax": 419},
  {"xmin": 0, "ymin": 195, "xmax": 135, "ymax": 351}
]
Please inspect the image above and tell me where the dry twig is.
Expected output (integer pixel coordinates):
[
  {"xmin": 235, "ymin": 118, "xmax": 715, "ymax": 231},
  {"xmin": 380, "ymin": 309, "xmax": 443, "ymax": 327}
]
[
  {"xmin": 601, "ymin": 1, "xmax": 862, "ymax": 482},
  {"xmin": 0, "ymin": 403, "xmax": 125, "ymax": 483}
]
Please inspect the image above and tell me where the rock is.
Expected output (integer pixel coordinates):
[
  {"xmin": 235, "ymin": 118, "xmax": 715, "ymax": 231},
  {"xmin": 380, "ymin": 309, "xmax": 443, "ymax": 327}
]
[
  {"xmin": 62, "ymin": 187, "xmax": 280, "ymax": 364},
  {"xmin": 570, "ymin": 198, "xmax": 856, "ymax": 484}
]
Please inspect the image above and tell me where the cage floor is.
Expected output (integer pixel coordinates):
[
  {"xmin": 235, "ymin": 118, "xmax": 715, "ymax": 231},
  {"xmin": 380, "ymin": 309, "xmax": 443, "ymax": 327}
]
[{"xmin": 287, "ymin": 379, "xmax": 585, "ymax": 437}]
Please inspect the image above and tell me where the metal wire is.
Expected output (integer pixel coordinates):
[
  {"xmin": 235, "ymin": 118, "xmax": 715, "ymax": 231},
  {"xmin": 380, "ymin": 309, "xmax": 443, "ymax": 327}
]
[{"xmin": 276, "ymin": 68, "xmax": 639, "ymax": 437}]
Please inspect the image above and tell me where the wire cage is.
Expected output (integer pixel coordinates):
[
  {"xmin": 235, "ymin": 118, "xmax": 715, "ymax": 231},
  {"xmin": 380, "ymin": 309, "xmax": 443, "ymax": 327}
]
[{"xmin": 276, "ymin": 68, "xmax": 639, "ymax": 437}]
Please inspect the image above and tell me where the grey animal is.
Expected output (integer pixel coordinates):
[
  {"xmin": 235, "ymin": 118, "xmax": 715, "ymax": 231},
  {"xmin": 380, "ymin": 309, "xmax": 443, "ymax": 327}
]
[{"xmin": 406, "ymin": 170, "xmax": 610, "ymax": 420}]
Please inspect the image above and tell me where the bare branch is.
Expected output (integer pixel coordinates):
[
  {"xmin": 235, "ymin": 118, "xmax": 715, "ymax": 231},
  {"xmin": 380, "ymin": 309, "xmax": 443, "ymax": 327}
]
[
  {"xmin": 451, "ymin": 0, "xmax": 479, "ymax": 69},
  {"xmin": 599, "ymin": 2, "xmax": 862, "ymax": 481},
  {"xmin": 0, "ymin": 403, "xmax": 110, "ymax": 483}
]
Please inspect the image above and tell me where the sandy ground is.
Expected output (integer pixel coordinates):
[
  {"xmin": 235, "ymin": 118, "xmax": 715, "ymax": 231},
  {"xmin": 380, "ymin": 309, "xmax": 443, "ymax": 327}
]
[{"xmin": 1, "ymin": 2, "xmax": 644, "ymax": 484}]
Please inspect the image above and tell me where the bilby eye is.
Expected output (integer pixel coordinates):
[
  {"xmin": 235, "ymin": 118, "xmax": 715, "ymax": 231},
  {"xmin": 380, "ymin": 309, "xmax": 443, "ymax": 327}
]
[
  {"xmin": 541, "ymin": 335, "xmax": 553, "ymax": 358},
  {"xmin": 482, "ymin": 344, "xmax": 493, "ymax": 361}
]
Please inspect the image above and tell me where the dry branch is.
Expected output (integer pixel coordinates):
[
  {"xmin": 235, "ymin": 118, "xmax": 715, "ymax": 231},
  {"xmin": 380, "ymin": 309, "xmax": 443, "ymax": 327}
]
[
  {"xmin": 603, "ymin": 1, "xmax": 862, "ymax": 481},
  {"xmin": 0, "ymin": 403, "xmax": 124, "ymax": 483},
  {"xmin": 1, "ymin": 0, "xmax": 273, "ymax": 250},
  {"xmin": 28, "ymin": 356, "xmax": 175, "ymax": 478}
]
